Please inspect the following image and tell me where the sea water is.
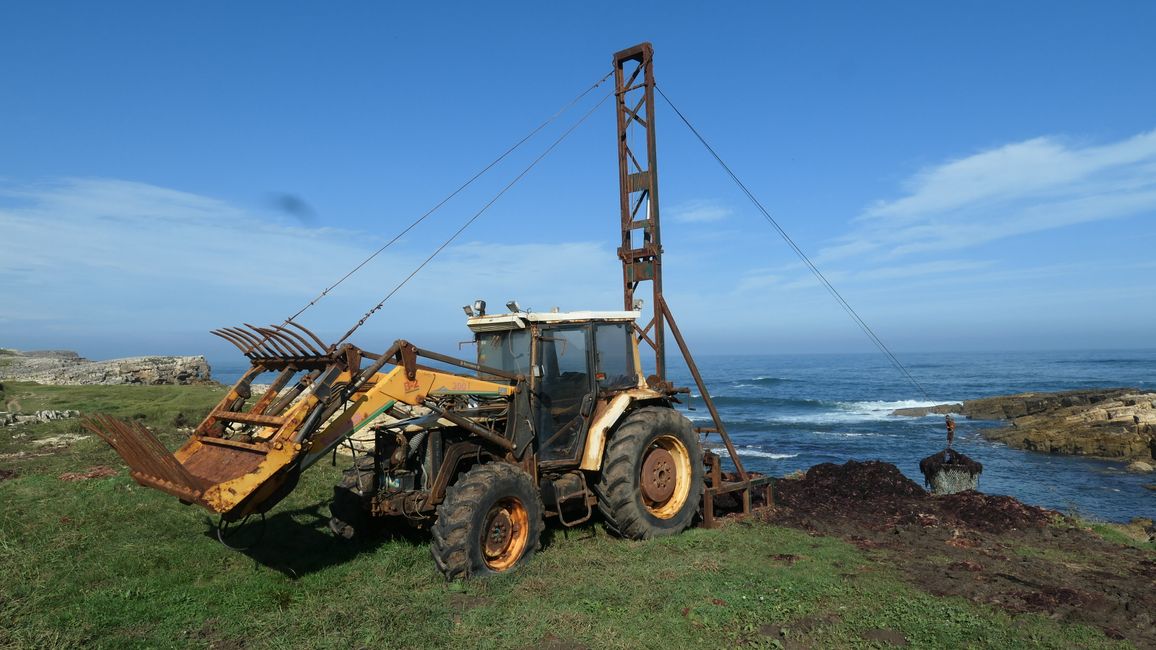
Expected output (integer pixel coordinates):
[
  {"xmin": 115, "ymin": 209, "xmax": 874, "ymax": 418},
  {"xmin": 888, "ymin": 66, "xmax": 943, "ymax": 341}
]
[
  {"xmin": 674, "ymin": 350, "xmax": 1155, "ymax": 523},
  {"xmin": 212, "ymin": 349, "xmax": 1156, "ymax": 522}
]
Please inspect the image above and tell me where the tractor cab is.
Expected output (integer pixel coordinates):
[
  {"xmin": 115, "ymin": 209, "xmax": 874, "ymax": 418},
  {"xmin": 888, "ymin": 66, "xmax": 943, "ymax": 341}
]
[{"xmin": 467, "ymin": 306, "xmax": 643, "ymax": 463}]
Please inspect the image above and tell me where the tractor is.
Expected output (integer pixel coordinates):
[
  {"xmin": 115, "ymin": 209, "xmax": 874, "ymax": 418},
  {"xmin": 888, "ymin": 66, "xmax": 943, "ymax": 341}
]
[{"xmin": 85, "ymin": 42, "xmax": 770, "ymax": 579}]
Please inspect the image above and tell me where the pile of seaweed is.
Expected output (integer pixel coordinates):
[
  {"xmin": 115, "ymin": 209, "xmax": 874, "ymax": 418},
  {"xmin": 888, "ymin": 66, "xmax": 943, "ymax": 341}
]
[
  {"xmin": 919, "ymin": 449, "xmax": 983, "ymax": 487},
  {"xmin": 769, "ymin": 460, "xmax": 1054, "ymax": 534}
]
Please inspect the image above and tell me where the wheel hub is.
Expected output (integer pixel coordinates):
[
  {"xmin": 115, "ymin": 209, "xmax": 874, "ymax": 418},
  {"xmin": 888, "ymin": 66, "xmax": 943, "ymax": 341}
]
[
  {"xmin": 640, "ymin": 447, "xmax": 676, "ymax": 503},
  {"xmin": 484, "ymin": 508, "xmax": 515, "ymax": 558}
]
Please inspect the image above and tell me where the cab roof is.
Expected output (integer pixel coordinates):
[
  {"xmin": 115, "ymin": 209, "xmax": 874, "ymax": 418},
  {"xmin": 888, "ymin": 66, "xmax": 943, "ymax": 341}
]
[{"xmin": 467, "ymin": 310, "xmax": 640, "ymax": 333}]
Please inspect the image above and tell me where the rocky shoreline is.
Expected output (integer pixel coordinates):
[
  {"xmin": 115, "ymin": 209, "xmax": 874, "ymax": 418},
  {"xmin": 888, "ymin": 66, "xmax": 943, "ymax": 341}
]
[
  {"xmin": 893, "ymin": 388, "xmax": 1156, "ymax": 466},
  {"xmin": 0, "ymin": 348, "xmax": 211, "ymax": 386}
]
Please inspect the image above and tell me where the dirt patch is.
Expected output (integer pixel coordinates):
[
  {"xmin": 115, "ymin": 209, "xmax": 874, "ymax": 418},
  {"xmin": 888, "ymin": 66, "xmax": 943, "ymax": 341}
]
[
  {"xmin": 762, "ymin": 460, "xmax": 1156, "ymax": 647},
  {"xmin": 190, "ymin": 618, "xmax": 246, "ymax": 650},
  {"xmin": 860, "ymin": 628, "xmax": 908, "ymax": 646},
  {"xmin": 0, "ymin": 468, "xmax": 16, "ymax": 481},
  {"xmin": 58, "ymin": 466, "xmax": 118, "ymax": 481},
  {"xmin": 757, "ymin": 612, "xmax": 843, "ymax": 650}
]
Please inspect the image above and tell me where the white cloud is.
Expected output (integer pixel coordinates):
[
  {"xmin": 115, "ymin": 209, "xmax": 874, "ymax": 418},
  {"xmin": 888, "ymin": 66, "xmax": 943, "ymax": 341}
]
[
  {"xmin": 668, "ymin": 198, "xmax": 731, "ymax": 223},
  {"xmin": 824, "ymin": 129, "xmax": 1156, "ymax": 261},
  {"xmin": 0, "ymin": 178, "xmax": 621, "ymax": 347}
]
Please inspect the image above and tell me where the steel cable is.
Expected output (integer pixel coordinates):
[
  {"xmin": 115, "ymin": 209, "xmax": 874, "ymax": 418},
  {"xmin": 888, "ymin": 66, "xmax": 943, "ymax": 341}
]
[
  {"xmin": 229, "ymin": 69, "xmax": 616, "ymax": 354},
  {"xmin": 334, "ymin": 87, "xmax": 616, "ymax": 345},
  {"xmin": 655, "ymin": 85, "xmax": 931, "ymax": 401}
]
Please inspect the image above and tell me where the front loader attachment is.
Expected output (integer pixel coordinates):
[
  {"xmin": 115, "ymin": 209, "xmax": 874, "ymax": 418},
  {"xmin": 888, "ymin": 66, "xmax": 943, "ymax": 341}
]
[
  {"xmin": 85, "ymin": 323, "xmax": 388, "ymax": 521},
  {"xmin": 88, "ymin": 323, "xmax": 521, "ymax": 522}
]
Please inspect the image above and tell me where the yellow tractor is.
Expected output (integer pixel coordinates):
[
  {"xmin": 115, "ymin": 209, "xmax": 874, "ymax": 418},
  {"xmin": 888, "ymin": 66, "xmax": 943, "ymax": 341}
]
[{"xmin": 86, "ymin": 42, "xmax": 770, "ymax": 579}]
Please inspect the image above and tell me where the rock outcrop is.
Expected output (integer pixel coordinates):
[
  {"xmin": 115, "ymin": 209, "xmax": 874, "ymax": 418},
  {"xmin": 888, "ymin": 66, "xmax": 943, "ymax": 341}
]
[
  {"xmin": 892, "ymin": 389, "xmax": 1156, "ymax": 462},
  {"xmin": 0, "ymin": 348, "xmax": 211, "ymax": 385},
  {"xmin": 0, "ymin": 409, "xmax": 81, "ymax": 426}
]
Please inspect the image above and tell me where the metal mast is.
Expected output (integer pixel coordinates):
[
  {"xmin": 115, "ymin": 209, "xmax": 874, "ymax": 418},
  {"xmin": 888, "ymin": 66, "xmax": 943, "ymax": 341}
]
[
  {"xmin": 613, "ymin": 43, "xmax": 766, "ymax": 501},
  {"xmin": 614, "ymin": 42, "xmax": 666, "ymax": 382}
]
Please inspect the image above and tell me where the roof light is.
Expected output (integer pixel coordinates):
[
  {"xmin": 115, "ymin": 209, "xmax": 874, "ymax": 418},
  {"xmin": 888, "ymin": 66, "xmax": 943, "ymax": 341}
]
[
  {"xmin": 472, "ymin": 299, "xmax": 487, "ymax": 317},
  {"xmin": 506, "ymin": 300, "xmax": 521, "ymax": 313}
]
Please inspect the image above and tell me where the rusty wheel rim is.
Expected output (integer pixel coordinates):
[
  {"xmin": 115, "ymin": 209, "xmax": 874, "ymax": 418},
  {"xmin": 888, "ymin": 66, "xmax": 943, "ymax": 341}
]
[
  {"xmin": 640, "ymin": 434, "xmax": 692, "ymax": 519},
  {"xmin": 481, "ymin": 497, "xmax": 529, "ymax": 571},
  {"xmin": 641, "ymin": 447, "xmax": 676, "ymax": 503}
]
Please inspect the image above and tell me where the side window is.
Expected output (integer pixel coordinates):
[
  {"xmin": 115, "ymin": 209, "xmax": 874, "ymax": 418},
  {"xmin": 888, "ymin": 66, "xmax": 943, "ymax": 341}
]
[
  {"xmin": 594, "ymin": 323, "xmax": 636, "ymax": 390},
  {"xmin": 477, "ymin": 329, "xmax": 530, "ymax": 379}
]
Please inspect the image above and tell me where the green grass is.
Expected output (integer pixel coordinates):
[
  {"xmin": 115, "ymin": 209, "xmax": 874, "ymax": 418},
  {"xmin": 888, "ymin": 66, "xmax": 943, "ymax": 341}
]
[{"xmin": 0, "ymin": 383, "xmax": 1130, "ymax": 649}]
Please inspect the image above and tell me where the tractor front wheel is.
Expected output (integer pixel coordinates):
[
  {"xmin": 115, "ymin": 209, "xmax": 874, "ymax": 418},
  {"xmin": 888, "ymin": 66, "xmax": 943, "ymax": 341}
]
[
  {"xmin": 431, "ymin": 463, "xmax": 544, "ymax": 579},
  {"xmin": 595, "ymin": 406, "xmax": 704, "ymax": 539}
]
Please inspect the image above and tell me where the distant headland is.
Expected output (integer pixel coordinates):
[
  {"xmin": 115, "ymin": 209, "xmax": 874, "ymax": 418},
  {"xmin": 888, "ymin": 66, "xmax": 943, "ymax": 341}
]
[
  {"xmin": 893, "ymin": 389, "xmax": 1156, "ymax": 469},
  {"xmin": 0, "ymin": 348, "xmax": 211, "ymax": 386}
]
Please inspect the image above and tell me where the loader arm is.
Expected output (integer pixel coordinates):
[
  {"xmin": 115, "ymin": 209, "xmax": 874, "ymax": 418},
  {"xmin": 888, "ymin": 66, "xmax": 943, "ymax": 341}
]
[{"xmin": 85, "ymin": 336, "xmax": 516, "ymax": 521}]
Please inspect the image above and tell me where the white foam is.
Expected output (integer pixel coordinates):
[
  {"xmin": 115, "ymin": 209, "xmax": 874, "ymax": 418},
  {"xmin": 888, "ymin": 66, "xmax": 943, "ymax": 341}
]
[
  {"xmin": 763, "ymin": 399, "xmax": 953, "ymax": 425},
  {"xmin": 708, "ymin": 445, "xmax": 798, "ymax": 460},
  {"xmin": 742, "ymin": 450, "xmax": 799, "ymax": 459}
]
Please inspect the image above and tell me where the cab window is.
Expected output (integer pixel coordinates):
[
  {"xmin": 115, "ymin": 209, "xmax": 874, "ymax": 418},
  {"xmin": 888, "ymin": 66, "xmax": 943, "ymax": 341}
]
[{"xmin": 594, "ymin": 322, "xmax": 636, "ymax": 390}]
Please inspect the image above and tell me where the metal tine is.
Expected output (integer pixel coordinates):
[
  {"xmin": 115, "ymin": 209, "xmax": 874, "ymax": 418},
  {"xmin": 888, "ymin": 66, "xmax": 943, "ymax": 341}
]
[
  {"xmin": 256, "ymin": 325, "xmax": 307, "ymax": 358},
  {"xmin": 226, "ymin": 327, "xmax": 278, "ymax": 358},
  {"xmin": 254, "ymin": 327, "xmax": 301, "ymax": 357},
  {"xmin": 284, "ymin": 320, "xmax": 329, "ymax": 352},
  {"xmin": 215, "ymin": 327, "xmax": 261, "ymax": 357},
  {"xmin": 131, "ymin": 418, "xmax": 203, "ymax": 488},
  {"xmin": 245, "ymin": 323, "xmax": 294, "ymax": 358},
  {"xmin": 211, "ymin": 329, "xmax": 256, "ymax": 357},
  {"xmin": 106, "ymin": 416, "xmax": 173, "ymax": 484},
  {"xmin": 217, "ymin": 327, "xmax": 262, "ymax": 357},
  {"xmin": 248, "ymin": 324, "xmax": 298, "ymax": 358},
  {"xmin": 86, "ymin": 415, "xmax": 168, "ymax": 483},
  {"xmin": 227, "ymin": 323, "xmax": 277, "ymax": 358},
  {"xmin": 91, "ymin": 415, "xmax": 203, "ymax": 490},
  {"xmin": 270, "ymin": 324, "xmax": 323, "ymax": 356},
  {"xmin": 117, "ymin": 422, "xmax": 170, "ymax": 482}
]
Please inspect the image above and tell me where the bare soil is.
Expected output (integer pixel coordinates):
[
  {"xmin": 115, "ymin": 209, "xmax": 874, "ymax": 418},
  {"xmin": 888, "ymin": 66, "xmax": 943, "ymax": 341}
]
[
  {"xmin": 761, "ymin": 461, "xmax": 1156, "ymax": 647},
  {"xmin": 57, "ymin": 466, "xmax": 118, "ymax": 481}
]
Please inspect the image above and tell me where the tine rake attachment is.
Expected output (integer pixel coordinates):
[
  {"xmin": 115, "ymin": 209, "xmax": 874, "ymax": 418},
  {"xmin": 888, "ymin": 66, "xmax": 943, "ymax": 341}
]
[
  {"xmin": 211, "ymin": 322, "xmax": 334, "ymax": 369},
  {"xmin": 81, "ymin": 414, "xmax": 208, "ymax": 501}
]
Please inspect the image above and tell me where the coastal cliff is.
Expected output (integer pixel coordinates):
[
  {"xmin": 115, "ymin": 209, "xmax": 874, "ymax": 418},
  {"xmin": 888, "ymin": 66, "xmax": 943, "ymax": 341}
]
[
  {"xmin": 0, "ymin": 348, "xmax": 211, "ymax": 385},
  {"xmin": 894, "ymin": 389, "xmax": 1156, "ymax": 463}
]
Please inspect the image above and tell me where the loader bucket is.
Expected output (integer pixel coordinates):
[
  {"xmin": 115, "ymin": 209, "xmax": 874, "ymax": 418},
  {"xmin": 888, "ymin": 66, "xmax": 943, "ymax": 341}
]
[
  {"xmin": 85, "ymin": 322, "xmax": 368, "ymax": 521},
  {"xmin": 83, "ymin": 412, "xmax": 303, "ymax": 520}
]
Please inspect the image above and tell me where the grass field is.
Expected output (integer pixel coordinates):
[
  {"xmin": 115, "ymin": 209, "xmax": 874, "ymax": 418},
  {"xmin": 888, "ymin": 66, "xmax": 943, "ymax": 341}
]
[{"xmin": 0, "ymin": 382, "xmax": 1132, "ymax": 649}]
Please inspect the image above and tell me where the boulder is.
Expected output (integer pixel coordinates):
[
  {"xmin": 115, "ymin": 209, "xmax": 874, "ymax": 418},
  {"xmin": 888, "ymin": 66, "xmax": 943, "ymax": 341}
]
[{"xmin": 1126, "ymin": 461, "xmax": 1154, "ymax": 473}]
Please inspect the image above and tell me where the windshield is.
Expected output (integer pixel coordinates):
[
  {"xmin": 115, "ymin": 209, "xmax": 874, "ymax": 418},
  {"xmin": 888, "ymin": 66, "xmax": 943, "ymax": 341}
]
[{"xmin": 476, "ymin": 329, "xmax": 531, "ymax": 378}]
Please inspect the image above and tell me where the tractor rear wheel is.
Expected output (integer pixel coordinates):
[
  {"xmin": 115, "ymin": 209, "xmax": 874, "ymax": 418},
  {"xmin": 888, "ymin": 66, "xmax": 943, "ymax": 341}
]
[
  {"xmin": 595, "ymin": 406, "xmax": 703, "ymax": 539},
  {"xmin": 431, "ymin": 463, "xmax": 544, "ymax": 579}
]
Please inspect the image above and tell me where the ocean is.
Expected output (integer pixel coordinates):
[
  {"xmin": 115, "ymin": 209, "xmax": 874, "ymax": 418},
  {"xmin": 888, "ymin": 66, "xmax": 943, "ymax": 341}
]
[{"xmin": 211, "ymin": 349, "xmax": 1156, "ymax": 523}]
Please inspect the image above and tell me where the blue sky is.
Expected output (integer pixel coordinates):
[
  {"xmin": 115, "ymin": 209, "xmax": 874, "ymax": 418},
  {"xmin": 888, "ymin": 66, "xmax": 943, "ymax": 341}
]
[{"xmin": 2, "ymin": 1, "xmax": 1154, "ymax": 365}]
